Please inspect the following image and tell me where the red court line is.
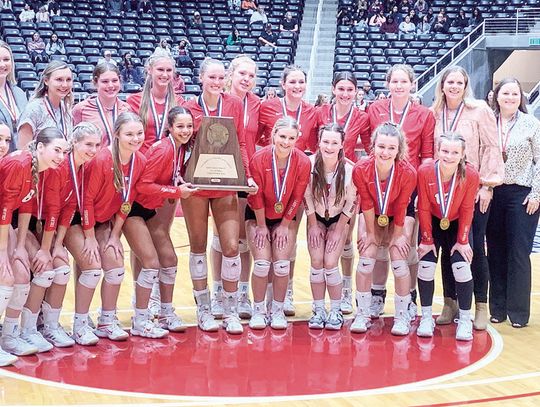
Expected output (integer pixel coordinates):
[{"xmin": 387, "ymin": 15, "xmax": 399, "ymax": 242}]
[{"xmin": 413, "ymin": 391, "xmax": 540, "ymax": 406}]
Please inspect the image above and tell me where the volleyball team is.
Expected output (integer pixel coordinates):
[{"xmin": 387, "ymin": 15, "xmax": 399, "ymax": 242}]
[{"xmin": 0, "ymin": 39, "xmax": 539, "ymax": 367}]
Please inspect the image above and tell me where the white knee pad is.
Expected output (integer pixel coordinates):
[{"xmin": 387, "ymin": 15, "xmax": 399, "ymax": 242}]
[
  {"xmin": 417, "ymin": 261, "xmax": 436, "ymax": 282},
  {"xmin": 452, "ymin": 261, "xmax": 472, "ymax": 283},
  {"xmin": 407, "ymin": 247, "xmax": 419, "ymax": 265},
  {"xmin": 79, "ymin": 269, "xmax": 102, "ymax": 289},
  {"xmin": 159, "ymin": 266, "xmax": 177, "ymax": 285},
  {"xmin": 310, "ymin": 267, "xmax": 325, "ymax": 284},
  {"xmin": 376, "ymin": 246, "xmax": 389, "ymax": 261},
  {"xmin": 253, "ymin": 259, "xmax": 271, "ymax": 278},
  {"xmin": 137, "ymin": 268, "xmax": 159, "ymax": 289},
  {"xmin": 325, "ymin": 267, "xmax": 342, "ymax": 286},
  {"xmin": 289, "ymin": 243, "xmax": 298, "ymax": 262},
  {"xmin": 211, "ymin": 235, "xmax": 222, "ymax": 253},
  {"xmin": 222, "ymin": 254, "xmax": 241, "ymax": 282},
  {"xmin": 356, "ymin": 257, "xmax": 376, "ymax": 275},
  {"xmin": 104, "ymin": 267, "xmax": 125, "ymax": 285},
  {"xmin": 238, "ymin": 238, "xmax": 249, "ymax": 254},
  {"xmin": 391, "ymin": 260, "xmax": 410, "ymax": 278},
  {"xmin": 341, "ymin": 243, "xmax": 354, "ymax": 259},
  {"xmin": 32, "ymin": 270, "xmax": 56, "ymax": 288},
  {"xmin": 7, "ymin": 283, "xmax": 30, "ymax": 311},
  {"xmin": 189, "ymin": 253, "xmax": 208, "ymax": 281},
  {"xmin": 273, "ymin": 260, "xmax": 290, "ymax": 277},
  {"xmin": 52, "ymin": 265, "xmax": 71, "ymax": 285}
]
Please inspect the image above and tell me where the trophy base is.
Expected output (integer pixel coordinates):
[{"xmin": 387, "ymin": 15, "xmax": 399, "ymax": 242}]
[{"xmin": 191, "ymin": 184, "xmax": 256, "ymax": 192}]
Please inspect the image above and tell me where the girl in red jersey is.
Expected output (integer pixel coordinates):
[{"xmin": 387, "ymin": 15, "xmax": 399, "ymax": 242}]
[
  {"xmin": 247, "ymin": 117, "xmax": 311, "ymax": 330},
  {"xmin": 182, "ymin": 58, "xmax": 256, "ymax": 334},
  {"xmin": 317, "ymin": 71, "xmax": 370, "ymax": 315},
  {"xmin": 20, "ymin": 124, "xmax": 101, "ymax": 350},
  {"xmin": 73, "ymin": 112, "xmax": 146, "ymax": 344},
  {"xmin": 416, "ymin": 133, "xmax": 479, "ymax": 340},
  {"xmin": 127, "ymin": 107, "xmax": 198, "ymax": 338},
  {"xmin": 0, "ymin": 128, "xmax": 67, "ymax": 358},
  {"xmin": 72, "ymin": 63, "xmax": 132, "ymax": 147},
  {"xmin": 18, "ymin": 61, "xmax": 73, "ymax": 147},
  {"xmin": 210, "ymin": 55, "xmax": 260, "ymax": 320},
  {"xmin": 304, "ymin": 124, "xmax": 357, "ymax": 330},
  {"xmin": 352, "ymin": 123, "xmax": 416, "ymax": 335},
  {"xmin": 366, "ymin": 64, "xmax": 435, "ymax": 321},
  {"xmin": 127, "ymin": 53, "xmax": 182, "ymax": 154}
]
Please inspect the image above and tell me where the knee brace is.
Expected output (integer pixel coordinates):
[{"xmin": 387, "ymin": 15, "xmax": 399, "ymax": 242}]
[
  {"xmin": 253, "ymin": 259, "xmax": 271, "ymax": 278},
  {"xmin": 79, "ymin": 269, "xmax": 102, "ymax": 289},
  {"xmin": 356, "ymin": 257, "xmax": 376, "ymax": 275},
  {"xmin": 211, "ymin": 235, "xmax": 222, "ymax": 253},
  {"xmin": 452, "ymin": 261, "xmax": 472, "ymax": 283},
  {"xmin": 289, "ymin": 243, "xmax": 298, "ymax": 262},
  {"xmin": 238, "ymin": 238, "xmax": 249, "ymax": 254},
  {"xmin": 325, "ymin": 267, "xmax": 342, "ymax": 286},
  {"xmin": 222, "ymin": 254, "xmax": 241, "ymax": 282},
  {"xmin": 391, "ymin": 260, "xmax": 410, "ymax": 278},
  {"xmin": 341, "ymin": 243, "xmax": 354, "ymax": 259},
  {"xmin": 189, "ymin": 253, "xmax": 208, "ymax": 281},
  {"xmin": 52, "ymin": 265, "xmax": 71, "ymax": 286},
  {"xmin": 376, "ymin": 246, "xmax": 389, "ymax": 261},
  {"xmin": 32, "ymin": 270, "xmax": 55, "ymax": 288},
  {"xmin": 309, "ymin": 267, "xmax": 325, "ymax": 284},
  {"xmin": 273, "ymin": 260, "xmax": 290, "ymax": 277},
  {"xmin": 159, "ymin": 266, "xmax": 177, "ymax": 285},
  {"xmin": 417, "ymin": 261, "xmax": 436, "ymax": 282},
  {"xmin": 7, "ymin": 283, "xmax": 29, "ymax": 311},
  {"xmin": 137, "ymin": 268, "xmax": 159, "ymax": 289},
  {"xmin": 103, "ymin": 267, "xmax": 125, "ymax": 285}
]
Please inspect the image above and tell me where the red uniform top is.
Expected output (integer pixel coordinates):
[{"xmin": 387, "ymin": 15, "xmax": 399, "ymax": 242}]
[
  {"xmin": 184, "ymin": 93, "xmax": 250, "ymax": 199},
  {"xmin": 72, "ymin": 96, "xmax": 133, "ymax": 147},
  {"xmin": 240, "ymin": 92, "xmax": 261, "ymax": 159},
  {"xmin": 82, "ymin": 148, "xmax": 146, "ymax": 230},
  {"xmin": 126, "ymin": 92, "xmax": 185, "ymax": 154},
  {"xmin": 258, "ymin": 97, "xmax": 319, "ymax": 152},
  {"xmin": 367, "ymin": 99, "xmax": 435, "ymax": 169},
  {"xmin": 248, "ymin": 145, "xmax": 311, "ymax": 221},
  {"xmin": 136, "ymin": 137, "xmax": 188, "ymax": 209},
  {"xmin": 317, "ymin": 104, "xmax": 370, "ymax": 162},
  {"xmin": 352, "ymin": 156, "xmax": 417, "ymax": 227},
  {"xmin": 0, "ymin": 150, "xmax": 37, "ymax": 225},
  {"xmin": 417, "ymin": 161, "xmax": 479, "ymax": 245}
]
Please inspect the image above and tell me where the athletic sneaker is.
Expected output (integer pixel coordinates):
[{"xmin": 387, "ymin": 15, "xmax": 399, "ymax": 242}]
[
  {"xmin": 197, "ymin": 305, "xmax": 220, "ymax": 332},
  {"xmin": 95, "ymin": 319, "xmax": 129, "ymax": 341},
  {"xmin": 41, "ymin": 325, "xmax": 75, "ymax": 347},
  {"xmin": 283, "ymin": 289, "xmax": 295, "ymax": 316},
  {"xmin": 456, "ymin": 317, "xmax": 473, "ymax": 341},
  {"xmin": 369, "ymin": 294, "xmax": 385, "ymax": 318},
  {"xmin": 350, "ymin": 314, "xmax": 371, "ymax": 333},
  {"xmin": 1, "ymin": 333, "xmax": 38, "ymax": 356},
  {"xmin": 237, "ymin": 292, "xmax": 253, "ymax": 319},
  {"xmin": 270, "ymin": 310, "xmax": 288, "ymax": 330},
  {"xmin": 0, "ymin": 347, "xmax": 17, "ymax": 367},
  {"xmin": 211, "ymin": 290, "xmax": 224, "ymax": 319},
  {"xmin": 131, "ymin": 317, "xmax": 168, "ymax": 339},
  {"xmin": 325, "ymin": 310, "xmax": 344, "ymax": 331},
  {"xmin": 223, "ymin": 314, "xmax": 243, "ymax": 335},
  {"xmin": 72, "ymin": 323, "xmax": 99, "ymax": 346},
  {"xmin": 340, "ymin": 288, "xmax": 353, "ymax": 314},
  {"xmin": 249, "ymin": 312, "xmax": 268, "ymax": 330},
  {"xmin": 158, "ymin": 313, "xmax": 186, "ymax": 332},
  {"xmin": 20, "ymin": 329, "xmax": 53, "ymax": 352},
  {"xmin": 308, "ymin": 308, "xmax": 326, "ymax": 330},
  {"xmin": 408, "ymin": 301, "xmax": 418, "ymax": 321},
  {"xmin": 391, "ymin": 311, "xmax": 411, "ymax": 336},
  {"xmin": 416, "ymin": 316, "xmax": 435, "ymax": 338},
  {"xmin": 148, "ymin": 297, "xmax": 161, "ymax": 319}
]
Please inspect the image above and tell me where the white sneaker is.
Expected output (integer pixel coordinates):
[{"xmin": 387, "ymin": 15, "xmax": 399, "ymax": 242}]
[
  {"xmin": 409, "ymin": 301, "xmax": 418, "ymax": 321},
  {"xmin": 131, "ymin": 317, "xmax": 168, "ymax": 339},
  {"xmin": 158, "ymin": 313, "xmax": 186, "ymax": 332},
  {"xmin": 95, "ymin": 319, "xmax": 129, "ymax": 341},
  {"xmin": 350, "ymin": 314, "xmax": 371, "ymax": 333},
  {"xmin": 456, "ymin": 317, "xmax": 473, "ymax": 341},
  {"xmin": 238, "ymin": 292, "xmax": 253, "ymax": 319},
  {"xmin": 391, "ymin": 312, "xmax": 411, "ymax": 336},
  {"xmin": 325, "ymin": 309, "xmax": 344, "ymax": 331},
  {"xmin": 249, "ymin": 312, "xmax": 268, "ymax": 330},
  {"xmin": 41, "ymin": 325, "xmax": 75, "ymax": 347},
  {"xmin": 1, "ymin": 334, "xmax": 39, "ymax": 356},
  {"xmin": 417, "ymin": 316, "xmax": 435, "ymax": 338},
  {"xmin": 270, "ymin": 310, "xmax": 288, "ymax": 330},
  {"xmin": 20, "ymin": 329, "xmax": 54, "ymax": 352},
  {"xmin": 197, "ymin": 305, "xmax": 220, "ymax": 332},
  {"xmin": 223, "ymin": 314, "xmax": 243, "ymax": 334},
  {"xmin": 211, "ymin": 290, "xmax": 224, "ymax": 319},
  {"xmin": 72, "ymin": 323, "xmax": 99, "ymax": 346},
  {"xmin": 308, "ymin": 308, "xmax": 326, "ymax": 329},
  {"xmin": 0, "ymin": 347, "xmax": 18, "ymax": 366},
  {"xmin": 340, "ymin": 288, "xmax": 353, "ymax": 314},
  {"xmin": 283, "ymin": 290, "xmax": 295, "ymax": 316},
  {"xmin": 370, "ymin": 295, "xmax": 385, "ymax": 318},
  {"xmin": 148, "ymin": 297, "xmax": 161, "ymax": 319}
]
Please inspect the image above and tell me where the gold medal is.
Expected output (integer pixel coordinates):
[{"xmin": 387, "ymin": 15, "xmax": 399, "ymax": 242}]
[
  {"xmin": 121, "ymin": 201, "xmax": 132, "ymax": 215},
  {"xmin": 274, "ymin": 202, "xmax": 284, "ymax": 214},
  {"xmin": 324, "ymin": 209, "xmax": 329, "ymax": 222},
  {"xmin": 377, "ymin": 214, "xmax": 389, "ymax": 227},
  {"xmin": 35, "ymin": 220, "xmax": 43, "ymax": 234},
  {"xmin": 440, "ymin": 217, "xmax": 450, "ymax": 230}
]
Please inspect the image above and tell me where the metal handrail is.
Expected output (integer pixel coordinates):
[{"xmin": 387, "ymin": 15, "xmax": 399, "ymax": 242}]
[{"xmin": 527, "ymin": 80, "xmax": 540, "ymax": 106}]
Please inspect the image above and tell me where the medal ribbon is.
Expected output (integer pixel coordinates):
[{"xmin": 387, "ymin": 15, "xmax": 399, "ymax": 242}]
[
  {"xmin": 122, "ymin": 155, "xmax": 136, "ymax": 203},
  {"xmin": 271, "ymin": 146, "xmax": 292, "ymax": 206},
  {"xmin": 68, "ymin": 153, "xmax": 83, "ymax": 211},
  {"xmin": 389, "ymin": 100, "xmax": 411, "ymax": 128},
  {"xmin": 95, "ymin": 97, "xmax": 117, "ymax": 145},
  {"xmin": 442, "ymin": 102, "xmax": 465, "ymax": 133},
  {"xmin": 198, "ymin": 95, "xmax": 222, "ymax": 117},
  {"xmin": 374, "ymin": 164, "xmax": 395, "ymax": 216},
  {"xmin": 43, "ymin": 96, "xmax": 68, "ymax": 138},
  {"xmin": 497, "ymin": 112, "xmax": 519, "ymax": 154},
  {"xmin": 150, "ymin": 94, "xmax": 169, "ymax": 141},
  {"xmin": 36, "ymin": 174, "xmax": 45, "ymax": 221},
  {"xmin": 0, "ymin": 84, "xmax": 19, "ymax": 124},
  {"xmin": 280, "ymin": 97, "xmax": 302, "ymax": 123},
  {"xmin": 435, "ymin": 160, "xmax": 457, "ymax": 220},
  {"xmin": 331, "ymin": 104, "xmax": 353, "ymax": 132},
  {"xmin": 169, "ymin": 135, "xmax": 187, "ymax": 186},
  {"xmin": 243, "ymin": 96, "xmax": 249, "ymax": 128},
  {"xmin": 322, "ymin": 169, "xmax": 338, "ymax": 216}
]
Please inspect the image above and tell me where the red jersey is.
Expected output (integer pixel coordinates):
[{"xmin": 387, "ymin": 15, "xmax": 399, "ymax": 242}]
[
  {"xmin": 417, "ymin": 161, "xmax": 479, "ymax": 245},
  {"xmin": 82, "ymin": 147, "xmax": 146, "ymax": 230},
  {"xmin": 240, "ymin": 92, "xmax": 261, "ymax": 159},
  {"xmin": 126, "ymin": 92, "xmax": 184, "ymax": 154},
  {"xmin": 317, "ymin": 104, "xmax": 370, "ymax": 162},
  {"xmin": 368, "ymin": 99, "xmax": 435, "ymax": 169},
  {"xmin": 184, "ymin": 93, "xmax": 250, "ymax": 199},
  {"xmin": 258, "ymin": 97, "xmax": 319, "ymax": 152},
  {"xmin": 136, "ymin": 137, "xmax": 187, "ymax": 209},
  {"xmin": 72, "ymin": 96, "xmax": 132, "ymax": 147},
  {"xmin": 248, "ymin": 146, "xmax": 311, "ymax": 221},
  {"xmin": 0, "ymin": 150, "xmax": 37, "ymax": 225},
  {"xmin": 352, "ymin": 156, "xmax": 417, "ymax": 227}
]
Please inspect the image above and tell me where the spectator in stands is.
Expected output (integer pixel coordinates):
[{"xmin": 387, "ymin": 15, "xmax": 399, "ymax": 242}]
[
  {"xmin": 124, "ymin": 0, "xmax": 138, "ymax": 12},
  {"xmin": 362, "ymin": 81, "xmax": 375, "ymax": 101},
  {"xmin": 381, "ymin": 15, "xmax": 399, "ymax": 34},
  {"xmin": 399, "ymin": 0, "xmax": 411, "ymax": 14},
  {"xmin": 417, "ymin": 14, "xmax": 431, "ymax": 34},
  {"xmin": 368, "ymin": 0, "xmax": 383, "ymax": 15},
  {"xmin": 121, "ymin": 62, "xmax": 144, "ymax": 88},
  {"xmin": 241, "ymin": 0, "xmax": 257, "ymax": 15},
  {"xmin": 45, "ymin": 33, "xmax": 65, "ymax": 57},
  {"xmin": 485, "ymin": 89, "xmax": 494, "ymax": 108},
  {"xmin": 259, "ymin": 23, "xmax": 278, "ymax": 48},
  {"xmin": 155, "ymin": 39, "xmax": 172, "ymax": 57},
  {"xmin": 314, "ymin": 93, "xmax": 329, "ymax": 107},
  {"xmin": 173, "ymin": 39, "xmax": 193, "ymax": 67},
  {"xmin": 19, "ymin": 3, "xmax": 35, "ymax": 22},
  {"xmin": 388, "ymin": 5, "xmax": 403, "ymax": 24},
  {"xmin": 356, "ymin": 0, "xmax": 368, "ymax": 14},
  {"xmin": 264, "ymin": 87, "xmax": 277, "ymax": 100},
  {"xmin": 376, "ymin": 90, "xmax": 387, "ymax": 100},
  {"xmin": 228, "ymin": 0, "xmax": 241, "ymax": 12},
  {"xmin": 414, "ymin": 0, "xmax": 428, "ymax": 17},
  {"xmin": 46, "ymin": 0, "xmax": 60, "ymax": 16},
  {"xmin": 426, "ymin": 7, "xmax": 436, "ymax": 24},
  {"xmin": 408, "ymin": 9, "xmax": 420, "ymax": 25},
  {"xmin": 453, "ymin": 9, "xmax": 469, "ymax": 30},
  {"xmin": 0, "ymin": 1, "xmax": 13, "ymax": 14},
  {"xmin": 431, "ymin": 13, "xmax": 449, "ymax": 34},
  {"xmin": 410, "ymin": 93, "xmax": 422, "ymax": 105},
  {"xmin": 226, "ymin": 28, "xmax": 242, "ymax": 46},
  {"xmin": 27, "ymin": 0, "xmax": 39, "ymax": 11},
  {"xmin": 35, "ymin": 5, "xmax": 49, "ymax": 22},
  {"xmin": 107, "ymin": 0, "xmax": 123, "ymax": 12},
  {"xmin": 356, "ymin": 89, "xmax": 367, "ymax": 111},
  {"xmin": 469, "ymin": 8, "xmax": 483, "ymax": 27},
  {"xmin": 190, "ymin": 11, "xmax": 203, "ymax": 29},
  {"xmin": 27, "ymin": 32, "xmax": 48, "ymax": 64},
  {"xmin": 138, "ymin": 0, "xmax": 153, "ymax": 15},
  {"xmin": 337, "ymin": 6, "xmax": 355, "ymax": 26},
  {"xmin": 121, "ymin": 52, "xmax": 133, "ymax": 69},
  {"xmin": 280, "ymin": 11, "xmax": 299, "ymax": 36},
  {"xmin": 368, "ymin": 10, "xmax": 386, "ymax": 27},
  {"xmin": 173, "ymin": 71, "xmax": 185, "ymax": 96},
  {"xmin": 250, "ymin": 5, "xmax": 268, "ymax": 26},
  {"xmin": 98, "ymin": 50, "xmax": 117, "ymax": 66},
  {"xmin": 399, "ymin": 15, "xmax": 416, "ymax": 37}
]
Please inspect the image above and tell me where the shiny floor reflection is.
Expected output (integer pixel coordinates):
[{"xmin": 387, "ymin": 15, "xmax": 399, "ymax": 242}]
[{"xmin": 5, "ymin": 318, "xmax": 492, "ymax": 397}]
